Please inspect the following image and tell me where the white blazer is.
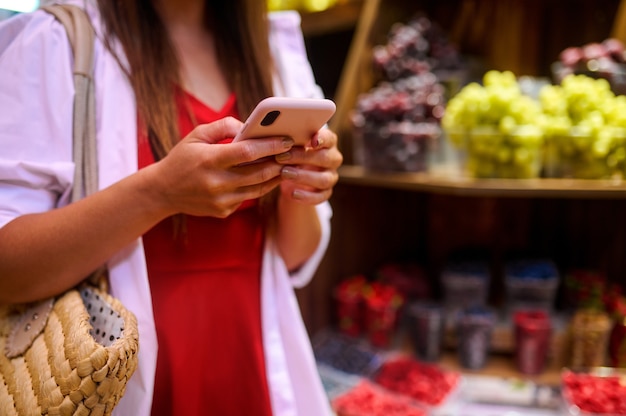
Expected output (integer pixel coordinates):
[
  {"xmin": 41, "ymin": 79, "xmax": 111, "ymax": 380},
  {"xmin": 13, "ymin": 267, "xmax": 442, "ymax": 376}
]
[{"xmin": 0, "ymin": 2, "xmax": 333, "ymax": 415}]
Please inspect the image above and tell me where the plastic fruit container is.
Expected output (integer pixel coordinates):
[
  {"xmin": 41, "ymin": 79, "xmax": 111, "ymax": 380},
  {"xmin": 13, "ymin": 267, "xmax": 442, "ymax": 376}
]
[
  {"xmin": 567, "ymin": 309, "xmax": 612, "ymax": 369},
  {"xmin": 450, "ymin": 125, "xmax": 543, "ymax": 179},
  {"xmin": 353, "ymin": 121, "xmax": 441, "ymax": 173},
  {"xmin": 332, "ymin": 380, "xmax": 428, "ymax": 416},
  {"xmin": 456, "ymin": 306, "xmax": 496, "ymax": 369},
  {"xmin": 561, "ymin": 368, "xmax": 626, "ymax": 415},
  {"xmin": 441, "ymin": 261, "xmax": 490, "ymax": 325},
  {"xmin": 361, "ymin": 282, "xmax": 404, "ymax": 348},
  {"xmin": 406, "ymin": 300, "xmax": 444, "ymax": 362},
  {"xmin": 312, "ymin": 329, "xmax": 384, "ymax": 376},
  {"xmin": 333, "ymin": 275, "xmax": 368, "ymax": 337},
  {"xmin": 505, "ymin": 259, "xmax": 560, "ymax": 314},
  {"xmin": 371, "ymin": 355, "xmax": 462, "ymax": 410},
  {"xmin": 542, "ymin": 126, "xmax": 626, "ymax": 179},
  {"xmin": 513, "ymin": 310, "xmax": 552, "ymax": 375}
]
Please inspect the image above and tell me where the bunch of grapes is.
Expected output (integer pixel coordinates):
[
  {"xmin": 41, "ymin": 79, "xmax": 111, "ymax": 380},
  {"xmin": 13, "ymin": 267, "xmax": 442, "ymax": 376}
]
[
  {"xmin": 353, "ymin": 74, "xmax": 446, "ymax": 125},
  {"xmin": 441, "ymin": 70, "xmax": 544, "ymax": 178},
  {"xmin": 539, "ymin": 74, "xmax": 626, "ymax": 178},
  {"xmin": 351, "ymin": 16, "xmax": 454, "ymax": 172},
  {"xmin": 556, "ymin": 38, "xmax": 626, "ymax": 96},
  {"xmin": 372, "ymin": 15, "xmax": 463, "ymax": 81}
]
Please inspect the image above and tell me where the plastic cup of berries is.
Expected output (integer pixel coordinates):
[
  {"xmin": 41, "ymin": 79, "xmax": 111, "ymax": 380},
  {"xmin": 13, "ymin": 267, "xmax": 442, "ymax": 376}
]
[
  {"xmin": 333, "ymin": 275, "xmax": 367, "ymax": 337},
  {"xmin": 363, "ymin": 282, "xmax": 404, "ymax": 348},
  {"xmin": 568, "ymin": 308, "xmax": 612, "ymax": 369},
  {"xmin": 513, "ymin": 309, "xmax": 552, "ymax": 375},
  {"xmin": 456, "ymin": 306, "xmax": 496, "ymax": 369},
  {"xmin": 406, "ymin": 300, "xmax": 444, "ymax": 362}
]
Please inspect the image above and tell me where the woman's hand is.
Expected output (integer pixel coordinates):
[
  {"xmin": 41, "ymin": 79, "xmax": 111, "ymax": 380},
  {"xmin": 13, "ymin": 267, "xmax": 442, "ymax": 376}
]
[
  {"xmin": 144, "ymin": 116, "xmax": 295, "ymax": 218},
  {"xmin": 274, "ymin": 127, "xmax": 343, "ymax": 204},
  {"xmin": 272, "ymin": 127, "xmax": 343, "ymax": 271}
]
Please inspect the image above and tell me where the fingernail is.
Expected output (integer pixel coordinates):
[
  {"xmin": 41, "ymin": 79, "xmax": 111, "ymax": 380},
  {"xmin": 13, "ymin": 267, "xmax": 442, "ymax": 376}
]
[
  {"xmin": 313, "ymin": 135, "xmax": 323, "ymax": 148},
  {"xmin": 276, "ymin": 152, "xmax": 292, "ymax": 162},
  {"xmin": 292, "ymin": 190, "xmax": 305, "ymax": 199},
  {"xmin": 281, "ymin": 166, "xmax": 298, "ymax": 179},
  {"xmin": 282, "ymin": 137, "xmax": 295, "ymax": 148}
]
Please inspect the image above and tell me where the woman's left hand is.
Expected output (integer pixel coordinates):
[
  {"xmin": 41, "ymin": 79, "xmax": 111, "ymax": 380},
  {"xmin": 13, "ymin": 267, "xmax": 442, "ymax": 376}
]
[{"xmin": 275, "ymin": 127, "xmax": 343, "ymax": 204}]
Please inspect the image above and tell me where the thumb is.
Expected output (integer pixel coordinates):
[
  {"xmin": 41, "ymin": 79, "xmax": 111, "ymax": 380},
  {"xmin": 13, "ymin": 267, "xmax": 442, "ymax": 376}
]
[{"xmin": 190, "ymin": 116, "xmax": 244, "ymax": 144}]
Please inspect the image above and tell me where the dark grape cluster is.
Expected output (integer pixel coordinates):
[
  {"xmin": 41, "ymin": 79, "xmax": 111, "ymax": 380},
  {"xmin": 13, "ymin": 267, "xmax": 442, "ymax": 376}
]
[
  {"xmin": 353, "ymin": 74, "xmax": 446, "ymax": 125},
  {"xmin": 372, "ymin": 16, "xmax": 463, "ymax": 81},
  {"xmin": 555, "ymin": 38, "xmax": 626, "ymax": 96},
  {"xmin": 351, "ymin": 16, "xmax": 457, "ymax": 172}
]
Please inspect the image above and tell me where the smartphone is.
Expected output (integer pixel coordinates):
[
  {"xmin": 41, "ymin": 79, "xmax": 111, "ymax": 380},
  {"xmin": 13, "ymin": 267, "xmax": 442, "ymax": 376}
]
[{"xmin": 233, "ymin": 96, "xmax": 336, "ymax": 145}]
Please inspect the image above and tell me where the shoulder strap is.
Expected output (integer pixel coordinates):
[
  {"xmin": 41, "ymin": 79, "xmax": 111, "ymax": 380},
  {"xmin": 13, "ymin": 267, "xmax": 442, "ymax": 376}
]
[
  {"xmin": 41, "ymin": 4, "xmax": 98, "ymax": 202},
  {"xmin": 4, "ymin": 6, "xmax": 103, "ymax": 359}
]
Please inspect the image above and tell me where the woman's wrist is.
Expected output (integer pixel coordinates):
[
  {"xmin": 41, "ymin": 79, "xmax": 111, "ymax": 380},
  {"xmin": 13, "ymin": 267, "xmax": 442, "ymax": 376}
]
[{"xmin": 276, "ymin": 193, "xmax": 321, "ymax": 271}]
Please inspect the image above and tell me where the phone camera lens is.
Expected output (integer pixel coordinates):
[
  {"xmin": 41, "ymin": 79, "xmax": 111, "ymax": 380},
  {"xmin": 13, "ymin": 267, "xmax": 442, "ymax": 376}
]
[{"xmin": 260, "ymin": 110, "xmax": 281, "ymax": 126}]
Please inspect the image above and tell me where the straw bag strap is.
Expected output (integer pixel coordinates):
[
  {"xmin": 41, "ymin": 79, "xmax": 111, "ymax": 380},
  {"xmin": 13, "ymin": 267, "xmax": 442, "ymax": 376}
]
[
  {"xmin": 4, "ymin": 4, "xmax": 98, "ymax": 359},
  {"xmin": 41, "ymin": 4, "xmax": 98, "ymax": 201}
]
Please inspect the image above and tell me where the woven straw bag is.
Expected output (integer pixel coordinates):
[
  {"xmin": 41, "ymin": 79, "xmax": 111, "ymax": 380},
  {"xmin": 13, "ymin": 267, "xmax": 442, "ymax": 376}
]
[{"xmin": 0, "ymin": 5, "xmax": 139, "ymax": 416}]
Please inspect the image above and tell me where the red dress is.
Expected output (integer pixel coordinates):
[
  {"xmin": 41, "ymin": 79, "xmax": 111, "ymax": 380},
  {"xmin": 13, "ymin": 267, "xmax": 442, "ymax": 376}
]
[{"xmin": 139, "ymin": 89, "xmax": 273, "ymax": 416}]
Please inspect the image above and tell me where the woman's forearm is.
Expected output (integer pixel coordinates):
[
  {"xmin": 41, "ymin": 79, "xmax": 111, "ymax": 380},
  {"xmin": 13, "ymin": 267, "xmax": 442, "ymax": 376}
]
[
  {"xmin": 0, "ymin": 118, "xmax": 293, "ymax": 304},
  {"xmin": 275, "ymin": 195, "xmax": 322, "ymax": 273},
  {"xmin": 0, "ymin": 166, "xmax": 170, "ymax": 304}
]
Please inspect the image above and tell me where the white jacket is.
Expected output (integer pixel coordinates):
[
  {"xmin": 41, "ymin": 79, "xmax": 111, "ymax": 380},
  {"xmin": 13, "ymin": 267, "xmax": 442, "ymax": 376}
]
[{"xmin": 0, "ymin": 2, "xmax": 333, "ymax": 415}]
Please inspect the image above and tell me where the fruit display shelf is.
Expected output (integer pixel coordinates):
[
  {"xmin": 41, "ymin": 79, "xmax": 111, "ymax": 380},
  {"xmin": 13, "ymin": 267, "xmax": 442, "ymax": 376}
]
[{"xmin": 338, "ymin": 164, "xmax": 626, "ymax": 199}]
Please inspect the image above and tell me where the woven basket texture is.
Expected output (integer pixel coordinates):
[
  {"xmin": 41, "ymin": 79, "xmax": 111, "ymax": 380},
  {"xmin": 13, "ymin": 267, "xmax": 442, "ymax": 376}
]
[{"xmin": 0, "ymin": 289, "xmax": 139, "ymax": 416}]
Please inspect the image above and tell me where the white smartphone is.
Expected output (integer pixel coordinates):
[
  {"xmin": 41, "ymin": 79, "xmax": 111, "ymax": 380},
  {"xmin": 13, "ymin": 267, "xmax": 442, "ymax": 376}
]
[{"xmin": 233, "ymin": 96, "xmax": 336, "ymax": 145}]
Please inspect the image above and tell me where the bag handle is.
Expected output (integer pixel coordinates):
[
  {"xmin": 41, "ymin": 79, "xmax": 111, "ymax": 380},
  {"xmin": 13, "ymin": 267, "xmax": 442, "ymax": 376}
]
[
  {"xmin": 5, "ymin": 4, "xmax": 99, "ymax": 359},
  {"xmin": 41, "ymin": 4, "xmax": 98, "ymax": 202}
]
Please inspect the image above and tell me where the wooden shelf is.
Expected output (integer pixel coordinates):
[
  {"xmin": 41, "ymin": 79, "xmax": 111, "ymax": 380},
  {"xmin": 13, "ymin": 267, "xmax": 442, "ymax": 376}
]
[
  {"xmin": 436, "ymin": 352, "xmax": 563, "ymax": 387},
  {"xmin": 339, "ymin": 164, "xmax": 626, "ymax": 199},
  {"xmin": 395, "ymin": 327, "xmax": 567, "ymax": 387},
  {"xmin": 300, "ymin": 0, "xmax": 364, "ymax": 37}
]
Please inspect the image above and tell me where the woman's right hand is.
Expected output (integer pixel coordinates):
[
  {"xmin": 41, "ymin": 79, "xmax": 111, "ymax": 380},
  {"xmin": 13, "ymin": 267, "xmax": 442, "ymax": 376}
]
[{"xmin": 143, "ymin": 116, "xmax": 294, "ymax": 218}]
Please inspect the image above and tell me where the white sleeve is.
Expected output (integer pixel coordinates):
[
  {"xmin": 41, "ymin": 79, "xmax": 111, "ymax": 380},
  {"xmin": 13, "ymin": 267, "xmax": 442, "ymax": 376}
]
[
  {"xmin": 269, "ymin": 10, "xmax": 326, "ymax": 99},
  {"xmin": 0, "ymin": 10, "xmax": 75, "ymax": 228}
]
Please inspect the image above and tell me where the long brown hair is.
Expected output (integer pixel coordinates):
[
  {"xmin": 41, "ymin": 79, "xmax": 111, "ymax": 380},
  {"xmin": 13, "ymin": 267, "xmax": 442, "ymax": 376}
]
[
  {"xmin": 97, "ymin": 0, "xmax": 275, "ymax": 160},
  {"xmin": 97, "ymin": 0, "xmax": 279, "ymax": 232}
]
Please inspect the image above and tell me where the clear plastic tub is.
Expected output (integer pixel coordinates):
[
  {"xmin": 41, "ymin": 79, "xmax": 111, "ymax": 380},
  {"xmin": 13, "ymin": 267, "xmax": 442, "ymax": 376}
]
[
  {"xmin": 542, "ymin": 126, "xmax": 626, "ymax": 179},
  {"xmin": 455, "ymin": 306, "xmax": 496, "ymax": 369},
  {"xmin": 353, "ymin": 121, "xmax": 441, "ymax": 173},
  {"xmin": 441, "ymin": 261, "xmax": 490, "ymax": 323},
  {"xmin": 446, "ymin": 125, "xmax": 544, "ymax": 179},
  {"xmin": 405, "ymin": 300, "xmax": 444, "ymax": 362},
  {"xmin": 505, "ymin": 259, "xmax": 560, "ymax": 314},
  {"xmin": 311, "ymin": 329, "xmax": 384, "ymax": 376}
]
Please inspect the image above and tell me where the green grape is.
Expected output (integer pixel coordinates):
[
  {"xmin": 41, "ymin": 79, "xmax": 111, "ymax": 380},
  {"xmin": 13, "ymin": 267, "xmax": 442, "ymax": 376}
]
[
  {"xmin": 443, "ymin": 70, "xmax": 546, "ymax": 178},
  {"xmin": 499, "ymin": 115, "xmax": 516, "ymax": 134},
  {"xmin": 539, "ymin": 85, "xmax": 567, "ymax": 116},
  {"xmin": 483, "ymin": 70, "xmax": 518, "ymax": 88},
  {"xmin": 497, "ymin": 148, "xmax": 512, "ymax": 163},
  {"xmin": 513, "ymin": 148, "xmax": 532, "ymax": 166}
]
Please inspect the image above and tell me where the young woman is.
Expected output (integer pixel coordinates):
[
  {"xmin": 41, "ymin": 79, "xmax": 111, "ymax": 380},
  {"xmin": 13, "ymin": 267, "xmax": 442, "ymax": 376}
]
[{"xmin": 0, "ymin": 0, "xmax": 342, "ymax": 414}]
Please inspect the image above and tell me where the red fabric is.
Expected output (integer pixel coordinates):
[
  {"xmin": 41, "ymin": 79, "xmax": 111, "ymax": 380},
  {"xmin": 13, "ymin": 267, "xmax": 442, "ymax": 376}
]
[{"xmin": 140, "ymin": 89, "xmax": 273, "ymax": 416}]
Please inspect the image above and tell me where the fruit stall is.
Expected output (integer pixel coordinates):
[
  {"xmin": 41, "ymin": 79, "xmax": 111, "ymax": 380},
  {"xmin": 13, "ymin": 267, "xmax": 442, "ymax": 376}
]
[{"xmin": 291, "ymin": 0, "xmax": 626, "ymax": 415}]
